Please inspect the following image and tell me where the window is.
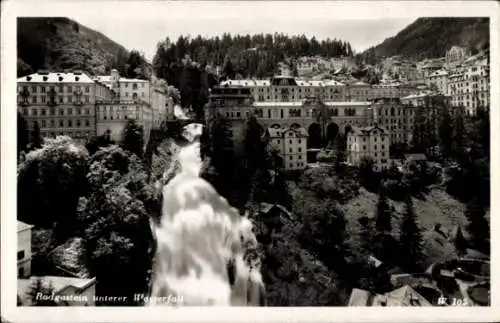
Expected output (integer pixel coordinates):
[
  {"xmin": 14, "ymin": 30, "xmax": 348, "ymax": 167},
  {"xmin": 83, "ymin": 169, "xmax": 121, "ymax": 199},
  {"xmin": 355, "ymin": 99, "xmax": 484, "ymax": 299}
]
[
  {"xmin": 85, "ymin": 86, "xmax": 90, "ymax": 93},
  {"xmin": 41, "ymin": 87, "xmax": 46, "ymax": 93},
  {"xmin": 32, "ymin": 96, "xmax": 37, "ymax": 104},
  {"xmin": 51, "ymin": 120, "xmax": 55, "ymax": 127},
  {"xmin": 59, "ymin": 120, "xmax": 64, "ymax": 127},
  {"xmin": 289, "ymin": 148, "xmax": 293, "ymax": 153},
  {"xmin": 298, "ymin": 148, "xmax": 302, "ymax": 152},
  {"xmin": 18, "ymin": 267, "xmax": 24, "ymax": 278},
  {"xmin": 67, "ymin": 86, "xmax": 72, "ymax": 93},
  {"xmin": 68, "ymin": 96, "xmax": 72, "ymax": 103},
  {"xmin": 76, "ymin": 120, "xmax": 81, "ymax": 127},
  {"xmin": 41, "ymin": 96, "xmax": 46, "ymax": 103},
  {"xmin": 85, "ymin": 96, "xmax": 90, "ymax": 103},
  {"xmin": 41, "ymin": 120, "xmax": 46, "ymax": 127},
  {"xmin": 85, "ymin": 108, "xmax": 90, "ymax": 115},
  {"xmin": 32, "ymin": 109, "xmax": 38, "ymax": 116},
  {"xmin": 277, "ymin": 139, "xmax": 280, "ymax": 144},
  {"xmin": 68, "ymin": 120, "xmax": 72, "ymax": 127},
  {"xmin": 59, "ymin": 96, "xmax": 64, "ymax": 103},
  {"xmin": 68, "ymin": 108, "xmax": 73, "ymax": 115},
  {"xmin": 289, "ymin": 156, "xmax": 292, "ymax": 160},
  {"xmin": 41, "ymin": 109, "xmax": 46, "ymax": 116}
]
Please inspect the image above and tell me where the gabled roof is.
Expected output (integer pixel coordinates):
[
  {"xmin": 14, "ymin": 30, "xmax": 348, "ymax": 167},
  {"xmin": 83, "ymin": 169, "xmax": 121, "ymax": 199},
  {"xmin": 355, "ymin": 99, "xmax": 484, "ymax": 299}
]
[
  {"xmin": 267, "ymin": 126, "xmax": 308, "ymax": 138},
  {"xmin": 381, "ymin": 285, "xmax": 432, "ymax": 306},
  {"xmin": 17, "ymin": 221, "xmax": 33, "ymax": 233}
]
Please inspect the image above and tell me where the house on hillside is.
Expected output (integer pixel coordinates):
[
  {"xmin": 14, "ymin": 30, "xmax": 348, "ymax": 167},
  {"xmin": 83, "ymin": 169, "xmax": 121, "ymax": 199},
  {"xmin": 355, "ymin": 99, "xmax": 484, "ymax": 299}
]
[
  {"xmin": 259, "ymin": 203, "xmax": 293, "ymax": 231},
  {"xmin": 348, "ymin": 285, "xmax": 433, "ymax": 306},
  {"xmin": 18, "ymin": 221, "xmax": 33, "ymax": 278}
]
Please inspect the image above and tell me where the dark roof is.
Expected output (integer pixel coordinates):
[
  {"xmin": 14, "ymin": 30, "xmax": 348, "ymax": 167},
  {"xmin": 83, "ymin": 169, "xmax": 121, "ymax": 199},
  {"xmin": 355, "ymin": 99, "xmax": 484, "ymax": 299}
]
[{"xmin": 404, "ymin": 153, "xmax": 427, "ymax": 161}]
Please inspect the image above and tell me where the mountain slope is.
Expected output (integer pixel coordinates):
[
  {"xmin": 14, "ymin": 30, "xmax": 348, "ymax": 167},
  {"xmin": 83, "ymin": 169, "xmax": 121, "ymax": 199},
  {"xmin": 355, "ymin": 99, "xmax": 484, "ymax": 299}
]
[
  {"xmin": 363, "ymin": 17, "xmax": 489, "ymax": 60},
  {"xmin": 17, "ymin": 17, "xmax": 129, "ymax": 76}
]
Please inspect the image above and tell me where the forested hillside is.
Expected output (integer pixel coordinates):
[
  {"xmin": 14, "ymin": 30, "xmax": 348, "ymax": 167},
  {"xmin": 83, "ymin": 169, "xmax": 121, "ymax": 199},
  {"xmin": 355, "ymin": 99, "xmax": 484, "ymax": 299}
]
[
  {"xmin": 17, "ymin": 17, "xmax": 130, "ymax": 77},
  {"xmin": 363, "ymin": 17, "xmax": 489, "ymax": 61}
]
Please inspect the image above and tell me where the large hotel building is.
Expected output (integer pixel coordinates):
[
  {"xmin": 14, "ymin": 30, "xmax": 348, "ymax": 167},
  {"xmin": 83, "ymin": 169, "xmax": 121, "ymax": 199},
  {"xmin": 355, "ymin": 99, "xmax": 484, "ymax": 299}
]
[
  {"xmin": 17, "ymin": 69, "xmax": 173, "ymax": 144},
  {"xmin": 206, "ymin": 75, "xmax": 427, "ymax": 170}
]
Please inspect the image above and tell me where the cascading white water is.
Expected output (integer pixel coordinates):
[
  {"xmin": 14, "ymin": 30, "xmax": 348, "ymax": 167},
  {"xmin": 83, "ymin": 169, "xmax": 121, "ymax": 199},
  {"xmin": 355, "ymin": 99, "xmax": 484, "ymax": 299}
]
[{"xmin": 149, "ymin": 122, "xmax": 264, "ymax": 306}]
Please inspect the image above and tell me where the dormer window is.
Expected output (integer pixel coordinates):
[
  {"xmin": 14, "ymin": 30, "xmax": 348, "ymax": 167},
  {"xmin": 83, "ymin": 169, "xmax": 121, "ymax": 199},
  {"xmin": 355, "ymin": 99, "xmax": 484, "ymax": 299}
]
[
  {"xmin": 43, "ymin": 76, "xmax": 48, "ymax": 82},
  {"xmin": 75, "ymin": 77, "xmax": 80, "ymax": 82},
  {"xmin": 26, "ymin": 76, "xmax": 32, "ymax": 81}
]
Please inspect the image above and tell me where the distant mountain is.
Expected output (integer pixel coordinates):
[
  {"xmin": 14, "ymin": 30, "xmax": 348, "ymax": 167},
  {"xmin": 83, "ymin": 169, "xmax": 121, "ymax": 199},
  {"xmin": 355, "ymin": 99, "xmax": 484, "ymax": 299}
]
[
  {"xmin": 363, "ymin": 18, "xmax": 489, "ymax": 61},
  {"xmin": 17, "ymin": 17, "xmax": 129, "ymax": 77}
]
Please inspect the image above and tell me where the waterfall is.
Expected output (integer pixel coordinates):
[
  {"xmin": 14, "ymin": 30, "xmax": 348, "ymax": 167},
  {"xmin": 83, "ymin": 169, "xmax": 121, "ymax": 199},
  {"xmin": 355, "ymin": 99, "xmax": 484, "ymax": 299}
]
[{"xmin": 149, "ymin": 122, "xmax": 264, "ymax": 306}]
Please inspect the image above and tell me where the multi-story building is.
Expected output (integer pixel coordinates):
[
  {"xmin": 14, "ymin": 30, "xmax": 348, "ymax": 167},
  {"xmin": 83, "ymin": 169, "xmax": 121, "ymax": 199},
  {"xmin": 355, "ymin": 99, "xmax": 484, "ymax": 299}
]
[
  {"xmin": 346, "ymin": 125, "xmax": 390, "ymax": 171},
  {"xmin": 219, "ymin": 75, "xmax": 419, "ymax": 104},
  {"xmin": 95, "ymin": 69, "xmax": 151, "ymax": 103},
  {"xmin": 371, "ymin": 98, "xmax": 415, "ymax": 145},
  {"xmin": 17, "ymin": 71, "xmax": 114, "ymax": 144},
  {"xmin": 268, "ymin": 125, "xmax": 308, "ymax": 170},
  {"xmin": 418, "ymin": 59, "xmax": 443, "ymax": 79},
  {"xmin": 426, "ymin": 69, "xmax": 449, "ymax": 95},
  {"xmin": 17, "ymin": 221, "xmax": 33, "ymax": 278},
  {"xmin": 445, "ymin": 46, "xmax": 470, "ymax": 70},
  {"xmin": 447, "ymin": 52, "xmax": 489, "ymax": 114},
  {"xmin": 95, "ymin": 100, "xmax": 153, "ymax": 143},
  {"xmin": 18, "ymin": 69, "xmax": 170, "ymax": 145}
]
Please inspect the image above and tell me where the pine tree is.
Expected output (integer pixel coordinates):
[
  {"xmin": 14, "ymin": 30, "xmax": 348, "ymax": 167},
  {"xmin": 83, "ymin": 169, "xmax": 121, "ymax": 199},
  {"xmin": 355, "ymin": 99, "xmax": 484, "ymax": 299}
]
[
  {"xmin": 120, "ymin": 119, "xmax": 144, "ymax": 158},
  {"xmin": 17, "ymin": 112, "xmax": 29, "ymax": 157},
  {"xmin": 30, "ymin": 121, "xmax": 43, "ymax": 150},
  {"xmin": 375, "ymin": 188, "xmax": 392, "ymax": 232},
  {"xmin": 464, "ymin": 198, "xmax": 490, "ymax": 251},
  {"xmin": 438, "ymin": 103, "xmax": 453, "ymax": 161},
  {"xmin": 399, "ymin": 196, "xmax": 423, "ymax": 271}
]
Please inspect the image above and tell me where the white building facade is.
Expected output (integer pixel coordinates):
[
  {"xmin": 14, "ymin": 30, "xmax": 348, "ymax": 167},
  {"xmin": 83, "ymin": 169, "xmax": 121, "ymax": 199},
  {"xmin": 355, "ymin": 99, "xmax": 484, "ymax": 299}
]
[
  {"xmin": 17, "ymin": 221, "xmax": 33, "ymax": 278},
  {"xmin": 347, "ymin": 125, "xmax": 390, "ymax": 171},
  {"xmin": 268, "ymin": 126, "xmax": 308, "ymax": 170}
]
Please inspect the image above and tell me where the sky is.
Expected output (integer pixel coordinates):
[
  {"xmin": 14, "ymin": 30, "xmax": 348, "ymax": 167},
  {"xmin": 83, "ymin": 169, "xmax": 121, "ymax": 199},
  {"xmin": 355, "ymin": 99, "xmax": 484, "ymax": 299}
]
[{"xmin": 67, "ymin": 1, "xmax": 420, "ymax": 62}]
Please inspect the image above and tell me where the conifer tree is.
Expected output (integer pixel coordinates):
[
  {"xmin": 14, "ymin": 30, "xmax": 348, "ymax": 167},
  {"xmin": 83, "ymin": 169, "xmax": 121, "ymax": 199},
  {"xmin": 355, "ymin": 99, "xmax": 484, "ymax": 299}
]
[
  {"xmin": 121, "ymin": 119, "xmax": 144, "ymax": 158},
  {"xmin": 30, "ymin": 121, "xmax": 43, "ymax": 150},
  {"xmin": 399, "ymin": 196, "xmax": 423, "ymax": 271},
  {"xmin": 464, "ymin": 198, "xmax": 490, "ymax": 251},
  {"xmin": 375, "ymin": 188, "xmax": 392, "ymax": 232}
]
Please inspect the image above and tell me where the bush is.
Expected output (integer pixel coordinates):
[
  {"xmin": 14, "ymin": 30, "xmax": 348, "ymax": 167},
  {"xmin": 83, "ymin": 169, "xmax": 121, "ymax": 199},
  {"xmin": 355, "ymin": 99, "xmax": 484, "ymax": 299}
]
[{"xmin": 17, "ymin": 137, "xmax": 89, "ymax": 241}]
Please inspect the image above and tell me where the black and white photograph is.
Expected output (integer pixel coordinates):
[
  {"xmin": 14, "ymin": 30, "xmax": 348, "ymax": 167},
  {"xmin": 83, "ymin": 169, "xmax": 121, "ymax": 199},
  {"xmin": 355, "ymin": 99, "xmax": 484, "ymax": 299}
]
[{"xmin": 1, "ymin": 0, "xmax": 499, "ymax": 322}]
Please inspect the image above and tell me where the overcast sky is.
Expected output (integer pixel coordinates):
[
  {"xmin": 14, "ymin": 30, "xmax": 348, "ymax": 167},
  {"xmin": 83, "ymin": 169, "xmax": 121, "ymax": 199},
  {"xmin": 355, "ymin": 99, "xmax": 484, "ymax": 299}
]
[
  {"xmin": 66, "ymin": 1, "xmax": 424, "ymax": 61},
  {"xmin": 10, "ymin": 0, "xmax": 494, "ymax": 62}
]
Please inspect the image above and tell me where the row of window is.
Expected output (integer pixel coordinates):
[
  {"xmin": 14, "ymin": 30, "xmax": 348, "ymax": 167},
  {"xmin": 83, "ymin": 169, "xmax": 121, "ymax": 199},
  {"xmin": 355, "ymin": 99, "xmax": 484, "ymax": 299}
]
[
  {"xmin": 99, "ymin": 105, "xmax": 142, "ymax": 112},
  {"xmin": 23, "ymin": 107, "xmax": 92, "ymax": 116},
  {"xmin": 288, "ymin": 154, "xmax": 306, "ymax": 161},
  {"xmin": 36, "ymin": 119, "xmax": 91, "ymax": 128},
  {"xmin": 286, "ymin": 162, "xmax": 306, "ymax": 169},
  {"xmin": 275, "ymin": 139, "xmax": 303, "ymax": 145},
  {"xmin": 23, "ymin": 95, "xmax": 91, "ymax": 104},
  {"xmin": 112, "ymin": 82, "xmax": 146, "ymax": 89},
  {"xmin": 101, "ymin": 114, "xmax": 137, "ymax": 121},
  {"xmin": 42, "ymin": 131, "xmax": 91, "ymax": 138},
  {"xmin": 118, "ymin": 92, "xmax": 146, "ymax": 98},
  {"xmin": 21, "ymin": 85, "xmax": 91, "ymax": 93}
]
